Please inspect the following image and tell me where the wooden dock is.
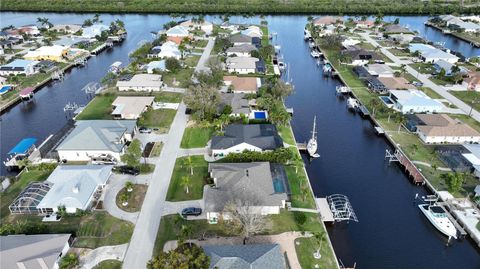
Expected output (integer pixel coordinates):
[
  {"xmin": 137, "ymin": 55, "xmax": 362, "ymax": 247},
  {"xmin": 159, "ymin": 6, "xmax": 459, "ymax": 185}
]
[{"xmin": 297, "ymin": 143, "xmax": 307, "ymax": 151}]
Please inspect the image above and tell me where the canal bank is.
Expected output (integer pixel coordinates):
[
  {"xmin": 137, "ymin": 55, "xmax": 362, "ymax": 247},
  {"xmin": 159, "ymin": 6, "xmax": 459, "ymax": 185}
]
[{"xmin": 1, "ymin": 13, "xmax": 479, "ymax": 268}]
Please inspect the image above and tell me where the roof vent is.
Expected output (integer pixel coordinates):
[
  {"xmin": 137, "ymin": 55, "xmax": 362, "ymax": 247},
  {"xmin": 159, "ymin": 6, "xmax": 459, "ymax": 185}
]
[{"xmin": 72, "ymin": 183, "xmax": 80, "ymax": 193}]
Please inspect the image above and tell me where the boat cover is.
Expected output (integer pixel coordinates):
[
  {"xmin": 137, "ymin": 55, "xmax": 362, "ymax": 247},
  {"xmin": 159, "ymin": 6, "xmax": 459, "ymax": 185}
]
[{"xmin": 8, "ymin": 138, "xmax": 37, "ymax": 155}]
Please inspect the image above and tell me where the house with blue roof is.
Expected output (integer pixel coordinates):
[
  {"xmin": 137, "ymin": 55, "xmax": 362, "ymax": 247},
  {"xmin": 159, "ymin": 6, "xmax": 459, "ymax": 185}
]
[
  {"xmin": 389, "ymin": 90, "xmax": 444, "ymax": 114},
  {"xmin": 0, "ymin": 59, "xmax": 40, "ymax": 76}
]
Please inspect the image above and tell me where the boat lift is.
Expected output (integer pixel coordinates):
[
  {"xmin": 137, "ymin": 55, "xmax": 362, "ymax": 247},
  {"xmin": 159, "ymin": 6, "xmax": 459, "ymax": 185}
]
[{"xmin": 327, "ymin": 194, "xmax": 359, "ymax": 223}]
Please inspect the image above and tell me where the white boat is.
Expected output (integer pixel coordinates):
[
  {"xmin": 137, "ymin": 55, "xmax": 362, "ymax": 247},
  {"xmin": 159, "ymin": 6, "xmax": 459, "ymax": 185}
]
[
  {"xmin": 347, "ymin": 97, "xmax": 359, "ymax": 110},
  {"xmin": 336, "ymin": 86, "xmax": 351, "ymax": 94},
  {"xmin": 418, "ymin": 204, "xmax": 457, "ymax": 239},
  {"xmin": 309, "ymin": 41, "xmax": 315, "ymax": 48},
  {"xmin": 310, "ymin": 50, "xmax": 320, "ymax": 58},
  {"xmin": 307, "ymin": 116, "xmax": 320, "ymax": 158}
]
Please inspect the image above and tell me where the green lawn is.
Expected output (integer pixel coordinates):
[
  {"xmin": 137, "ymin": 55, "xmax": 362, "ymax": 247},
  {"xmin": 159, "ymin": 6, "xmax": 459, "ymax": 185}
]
[
  {"xmin": 285, "ymin": 166, "xmax": 316, "ymax": 209},
  {"xmin": 295, "ymin": 237, "xmax": 337, "ymax": 269},
  {"xmin": 418, "ymin": 87, "xmax": 442, "ymax": 99},
  {"xmin": 410, "ymin": 63, "xmax": 436, "ymax": 74},
  {"xmin": 0, "ymin": 167, "xmax": 54, "ymax": 222},
  {"xmin": 184, "ymin": 55, "xmax": 201, "ymax": 68},
  {"xmin": 162, "ymin": 68, "xmax": 194, "ymax": 88},
  {"xmin": 93, "ymin": 260, "xmax": 122, "ymax": 269},
  {"xmin": 180, "ymin": 126, "xmax": 215, "ymax": 148},
  {"xmin": 76, "ymin": 94, "xmax": 116, "ymax": 120},
  {"xmin": 451, "ymin": 91, "xmax": 480, "ymax": 113},
  {"xmin": 388, "ymin": 48, "xmax": 410, "ymax": 57},
  {"xmin": 277, "ymin": 125, "xmax": 296, "ymax": 145},
  {"xmin": 166, "ymin": 156, "xmax": 209, "ymax": 201},
  {"xmin": 137, "ymin": 108, "xmax": 177, "ymax": 133},
  {"xmin": 154, "ymin": 92, "xmax": 183, "ymax": 103},
  {"xmin": 115, "ymin": 185, "xmax": 147, "ymax": 212}
]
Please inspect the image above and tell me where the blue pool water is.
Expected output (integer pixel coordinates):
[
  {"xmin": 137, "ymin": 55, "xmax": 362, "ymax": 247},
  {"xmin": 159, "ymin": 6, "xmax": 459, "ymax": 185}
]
[{"xmin": 254, "ymin": 111, "xmax": 267, "ymax": 119}]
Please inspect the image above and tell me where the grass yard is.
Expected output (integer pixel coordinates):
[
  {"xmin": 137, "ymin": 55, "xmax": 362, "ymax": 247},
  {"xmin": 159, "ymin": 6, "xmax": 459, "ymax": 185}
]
[
  {"xmin": 150, "ymin": 142, "xmax": 163, "ymax": 157},
  {"xmin": 166, "ymin": 156, "xmax": 209, "ymax": 201},
  {"xmin": 76, "ymin": 94, "xmax": 116, "ymax": 120},
  {"xmin": 137, "ymin": 108, "xmax": 176, "ymax": 133},
  {"xmin": 74, "ymin": 212, "xmax": 134, "ymax": 248},
  {"xmin": 295, "ymin": 237, "xmax": 337, "ymax": 269},
  {"xmin": 184, "ymin": 55, "xmax": 201, "ymax": 68},
  {"xmin": 162, "ymin": 68, "xmax": 194, "ymax": 88},
  {"xmin": 180, "ymin": 126, "xmax": 215, "ymax": 148},
  {"xmin": 388, "ymin": 48, "xmax": 410, "ymax": 57},
  {"xmin": 410, "ymin": 63, "xmax": 436, "ymax": 74},
  {"xmin": 285, "ymin": 166, "xmax": 316, "ymax": 209},
  {"xmin": 451, "ymin": 91, "xmax": 480, "ymax": 113},
  {"xmin": 0, "ymin": 167, "xmax": 54, "ymax": 222},
  {"xmin": 154, "ymin": 92, "xmax": 183, "ymax": 103},
  {"xmin": 418, "ymin": 87, "xmax": 442, "ymax": 99},
  {"xmin": 115, "ymin": 184, "xmax": 148, "ymax": 212},
  {"xmin": 277, "ymin": 125, "xmax": 296, "ymax": 145},
  {"xmin": 93, "ymin": 260, "xmax": 122, "ymax": 269}
]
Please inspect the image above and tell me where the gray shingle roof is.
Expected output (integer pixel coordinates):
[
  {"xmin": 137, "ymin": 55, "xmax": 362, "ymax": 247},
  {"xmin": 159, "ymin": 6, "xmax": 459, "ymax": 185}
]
[
  {"xmin": 211, "ymin": 124, "xmax": 283, "ymax": 150},
  {"xmin": 203, "ymin": 244, "xmax": 286, "ymax": 269},
  {"xmin": 57, "ymin": 120, "xmax": 136, "ymax": 152},
  {"xmin": 204, "ymin": 162, "xmax": 288, "ymax": 212},
  {"xmin": 220, "ymin": 93, "xmax": 251, "ymax": 115},
  {"xmin": 226, "ymin": 44, "xmax": 257, "ymax": 54},
  {"xmin": 229, "ymin": 34, "xmax": 252, "ymax": 43}
]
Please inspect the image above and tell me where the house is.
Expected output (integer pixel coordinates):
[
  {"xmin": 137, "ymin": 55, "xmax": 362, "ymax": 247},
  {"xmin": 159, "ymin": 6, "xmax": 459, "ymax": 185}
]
[
  {"xmin": 230, "ymin": 34, "xmax": 253, "ymax": 46},
  {"xmin": 389, "ymin": 90, "xmax": 443, "ymax": 114},
  {"xmin": 116, "ymin": 74, "xmax": 163, "ymax": 92},
  {"xmin": 218, "ymin": 93, "xmax": 264, "ymax": 119},
  {"xmin": 0, "ymin": 234, "xmax": 72, "ymax": 269},
  {"xmin": 241, "ymin": 26, "xmax": 263, "ymax": 38},
  {"xmin": 54, "ymin": 36, "xmax": 90, "ymax": 48},
  {"xmin": 82, "ymin": 24, "xmax": 109, "ymax": 38},
  {"xmin": 388, "ymin": 33, "xmax": 416, "ymax": 44},
  {"xmin": 226, "ymin": 57, "xmax": 260, "ymax": 74},
  {"xmin": 16, "ymin": 25, "xmax": 41, "ymax": 36},
  {"xmin": 378, "ymin": 77, "xmax": 417, "ymax": 91},
  {"xmin": 203, "ymin": 244, "xmax": 286, "ymax": 269},
  {"xmin": 36, "ymin": 165, "xmax": 112, "ymax": 213},
  {"xmin": 180, "ymin": 19, "xmax": 213, "ymax": 35},
  {"xmin": 366, "ymin": 64, "xmax": 394, "ymax": 77},
  {"xmin": 440, "ymin": 15, "xmax": 480, "ymax": 32},
  {"xmin": 24, "ymin": 45, "xmax": 69, "ymax": 62},
  {"xmin": 0, "ymin": 59, "xmax": 39, "ymax": 76},
  {"xmin": 409, "ymin": 114, "xmax": 480, "ymax": 144},
  {"xmin": 433, "ymin": 60, "xmax": 467, "ymax": 76},
  {"xmin": 56, "ymin": 120, "xmax": 136, "ymax": 162},
  {"xmin": 204, "ymin": 162, "xmax": 289, "ymax": 224},
  {"xmin": 111, "ymin": 96, "xmax": 154, "ymax": 119},
  {"xmin": 313, "ymin": 16, "xmax": 343, "ymax": 27},
  {"xmin": 384, "ymin": 24, "xmax": 411, "ymax": 34},
  {"xmin": 145, "ymin": 60, "xmax": 167, "ymax": 74},
  {"xmin": 165, "ymin": 25, "xmax": 190, "ymax": 37},
  {"xmin": 353, "ymin": 65, "xmax": 371, "ymax": 79},
  {"xmin": 409, "ymin": 43, "xmax": 459, "ymax": 63},
  {"xmin": 226, "ymin": 44, "xmax": 257, "ymax": 57},
  {"xmin": 463, "ymin": 72, "xmax": 480, "ymax": 91},
  {"xmin": 356, "ymin": 20, "xmax": 375, "ymax": 28},
  {"xmin": 166, "ymin": 36, "xmax": 184, "ymax": 45},
  {"xmin": 155, "ymin": 41, "xmax": 182, "ymax": 59},
  {"xmin": 342, "ymin": 48, "xmax": 382, "ymax": 66},
  {"xmin": 341, "ymin": 38, "xmax": 361, "ymax": 48},
  {"xmin": 210, "ymin": 124, "xmax": 283, "ymax": 158},
  {"xmin": 366, "ymin": 76, "xmax": 389, "ymax": 94},
  {"xmin": 223, "ymin": 76, "xmax": 260, "ymax": 93},
  {"xmin": 51, "ymin": 24, "xmax": 82, "ymax": 34},
  {"xmin": 461, "ymin": 144, "xmax": 480, "ymax": 177}
]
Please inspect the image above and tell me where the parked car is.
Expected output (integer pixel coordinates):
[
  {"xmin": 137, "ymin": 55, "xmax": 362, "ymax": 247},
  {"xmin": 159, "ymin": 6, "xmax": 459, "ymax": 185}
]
[
  {"xmin": 412, "ymin": 81, "xmax": 424, "ymax": 87},
  {"xmin": 115, "ymin": 166, "xmax": 140, "ymax": 176},
  {"xmin": 139, "ymin": 126, "xmax": 152, "ymax": 134},
  {"xmin": 181, "ymin": 207, "xmax": 202, "ymax": 217},
  {"xmin": 91, "ymin": 154, "xmax": 117, "ymax": 165}
]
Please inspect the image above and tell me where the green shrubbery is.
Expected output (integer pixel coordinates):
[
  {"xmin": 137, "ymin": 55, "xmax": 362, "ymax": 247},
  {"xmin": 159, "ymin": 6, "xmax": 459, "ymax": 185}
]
[{"xmin": 221, "ymin": 148, "xmax": 294, "ymax": 164}]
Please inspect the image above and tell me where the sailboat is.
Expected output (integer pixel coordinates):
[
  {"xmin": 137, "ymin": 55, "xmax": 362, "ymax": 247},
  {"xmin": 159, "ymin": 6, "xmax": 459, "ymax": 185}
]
[{"xmin": 307, "ymin": 116, "xmax": 320, "ymax": 158}]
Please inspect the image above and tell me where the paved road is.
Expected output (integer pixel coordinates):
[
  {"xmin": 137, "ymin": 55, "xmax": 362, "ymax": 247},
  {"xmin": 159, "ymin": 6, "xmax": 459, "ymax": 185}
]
[
  {"xmin": 360, "ymin": 32, "xmax": 480, "ymax": 122},
  {"xmin": 80, "ymin": 243, "xmax": 128, "ymax": 269},
  {"xmin": 194, "ymin": 37, "xmax": 215, "ymax": 73}
]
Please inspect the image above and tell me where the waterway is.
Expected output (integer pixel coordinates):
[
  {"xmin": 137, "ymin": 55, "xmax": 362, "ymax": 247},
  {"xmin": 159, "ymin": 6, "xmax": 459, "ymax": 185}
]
[{"xmin": 0, "ymin": 13, "xmax": 479, "ymax": 269}]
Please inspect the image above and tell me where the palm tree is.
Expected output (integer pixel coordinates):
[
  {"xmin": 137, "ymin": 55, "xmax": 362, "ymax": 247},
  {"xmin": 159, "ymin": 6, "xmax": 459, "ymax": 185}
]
[
  {"xmin": 400, "ymin": 64, "xmax": 407, "ymax": 76},
  {"xmin": 180, "ymin": 223, "xmax": 193, "ymax": 245},
  {"xmin": 313, "ymin": 231, "xmax": 326, "ymax": 259},
  {"xmin": 17, "ymin": 158, "xmax": 32, "ymax": 172},
  {"xmin": 115, "ymin": 19, "xmax": 125, "ymax": 29},
  {"xmin": 125, "ymin": 181, "xmax": 134, "ymax": 192},
  {"xmin": 180, "ymin": 176, "xmax": 191, "ymax": 194},
  {"xmin": 178, "ymin": 42, "xmax": 186, "ymax": 60},
  {"xmin": 395, "ymin": 113, "xmax": 406, "ymax": 133},
  {"xmin": 182, "ymin": 155, "xmax": 194, "ymax": 175},
  {"xmin": 120, "ymin": 192, "xmax": 129, "ymax": 206},
  {"xmin": 301, "ymin": 185, "xmax": 310, "ymax": 202},
  {"xmin": 369, "ymin": 98, "xmax": 381, "ymax": 116},
  {"xmin": 290, "ymin": 153, "xmax": 303, "ymax": 174}
]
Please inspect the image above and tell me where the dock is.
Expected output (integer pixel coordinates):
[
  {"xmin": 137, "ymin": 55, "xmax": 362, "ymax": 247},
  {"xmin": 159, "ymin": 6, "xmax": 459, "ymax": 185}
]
[
  {"xmin": 374, "ymin": 126, "xmax": 384, "ymax": 135},
  {"xmin": 357, "ymin": 104, "xmax": 370, "ymax": 117},
  {"xmin": 286, "ymin": 107, "xmax": 294, "ymax": 115},
  {"xmin": 316, "ymin": 198, "xmax": 335, "ymax": 222},
  {"xmin": 437, "ymin": 202, "xmax": 468, "ymax": 237},
  {"xmin": 297, "ymin": 143, "xmax": 307, "ymax": 151}
]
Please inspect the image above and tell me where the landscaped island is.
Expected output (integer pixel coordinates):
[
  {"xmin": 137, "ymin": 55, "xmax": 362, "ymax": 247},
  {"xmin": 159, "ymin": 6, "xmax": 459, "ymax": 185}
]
[{"xmin": 1, "ymin": 0, "xmax": 479, "ymax": 15}]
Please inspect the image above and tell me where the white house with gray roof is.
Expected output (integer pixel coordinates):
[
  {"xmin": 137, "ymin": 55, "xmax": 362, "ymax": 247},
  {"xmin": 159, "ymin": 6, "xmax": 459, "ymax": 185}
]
[
  {"xmin": 116, "ymin": 74, "xmax": 164, "ymax": 92},
  {"xmin": 56, "ymin": 120, "xmax": 136, "ymax": 162},
  {"xmin": 37, "ymin": 165, "xmax": 112, "ymax": 213},
  {"xmin": 226, "ymin": 44, "xmax": 257, "ymax": 57},
  {"xmin": 226, "ymin": 57, "xmax": 259, "ymax": 74},
  {"xmin": 203, "ymin": 244, "xmax": 286, "ymax": 269},
  {"xmin": 1, "ymin": 234, "xmax": 72, "ymax": 269},
  {"xmin": 204, "ymin": 162, "xmax": 289, "ymax": 224}
]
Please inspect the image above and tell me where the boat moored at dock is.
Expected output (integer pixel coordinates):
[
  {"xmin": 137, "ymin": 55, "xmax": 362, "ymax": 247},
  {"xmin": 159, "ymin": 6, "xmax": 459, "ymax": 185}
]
[
  {"xmin": 307, "ymin": 116, "xmax": 320, "ymax": 158},
  {"xmin": 3, "ymin": 138, "xmax": 37, "ymax": 170},
  {"xmin": 419, "ymin": 203, "xmax": 458, "ymax": 239}
]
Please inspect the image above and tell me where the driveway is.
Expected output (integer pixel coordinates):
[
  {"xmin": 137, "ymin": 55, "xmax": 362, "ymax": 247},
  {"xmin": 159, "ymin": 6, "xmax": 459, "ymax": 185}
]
[
  {"xmin": 104, "ymin": 174, "xmax": 140, "ymax": 224},
  {"xmin": 161, "ymin": 199, "xmax": 205, "ymax": 218}
]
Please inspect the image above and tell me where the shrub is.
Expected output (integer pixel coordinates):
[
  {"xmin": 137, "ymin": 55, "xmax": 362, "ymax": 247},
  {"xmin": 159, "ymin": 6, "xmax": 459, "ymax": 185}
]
[{"xmin": 294, "ymin": 212, "xmax": 307, "ymax": 226}]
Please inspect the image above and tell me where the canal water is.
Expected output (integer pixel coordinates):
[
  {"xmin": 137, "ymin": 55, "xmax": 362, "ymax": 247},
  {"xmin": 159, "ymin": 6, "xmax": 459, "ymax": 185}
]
[{"xmin": 1, "ymin": 13, "xmax": 479, "ymax": 268}]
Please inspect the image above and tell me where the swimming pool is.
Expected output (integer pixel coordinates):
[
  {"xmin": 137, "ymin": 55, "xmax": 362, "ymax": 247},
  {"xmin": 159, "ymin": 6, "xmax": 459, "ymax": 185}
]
[
  {"xmin": 0, "ymin": 85, "xmax": 12, "ymax": 95},
  {"xmin": 253, "ymin": 111, "xmax": 267, "ymax": 119}
]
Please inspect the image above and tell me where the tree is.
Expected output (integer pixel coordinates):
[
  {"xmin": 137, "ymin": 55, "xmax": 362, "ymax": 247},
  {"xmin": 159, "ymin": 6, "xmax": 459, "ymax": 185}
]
[
  {"xmin": 184, "ymin": 84, "xmax": 220, "ymax": 121},
  {"xmin": 393, "ymin": 18, "xmax": 400, "ymax": 24},
  {"xmin": 213, "ymin": 114, "xmax": 230, "ymax": 132},
  {"xmin": 147, "ymin": 244, "xmax": 210, "ymax": 269},
  {"xmin": 178, "ymin": 42, "xmax": 186, "ymax": 59},
  {"xmin": 59, "ymin": 253, "xmax": 79, "ymax": 269},
  {"xmin": 180, "ymin": 176, "xmax": 191, "ymax": 194},
  {"xmin": 313, "ymin": 231, "xmax": 326, "ymax": 259},
  {"xmin": 165, "ymin": 57, "xmax": 181, "ymax": 73},
  {"xmin": 92, "ymin": 13, "xmax": 102, "ymax": 24},
  {"xmin": 120, "ymin": 192, "xmax": 130, "ymax": 206},
  {"xmin": 16, "ymin": 157, "xmax": 32, "ymax": 172},
  {"xmin": 411, "ymin": 144, "xmax": 419, "ymax": 155},
  {"xmin": 258, "ymin": 44, "xmax": 275, "ymax": 61},
  {"xmin": 37, "ymin": 17, "xmax": 52, "ymax": 28},
  {"xmin": 443, "ymin": 172, "xmax": 464, "ymax": 194},
  {"xmin": 294, "ymin": 212, "xmax": 307, "ymax": 226},
  {"xmin": 115, "ymin": 19, "xmax": 125, "ymax": 29},
  {"xmin": 270, "ymin": 79, "xmax": 293, "ymax": 99},
  {"xmin": 121, "ymin": 139, "xmax": 142, "ymax": 168},
  {"xmin": 182, "ymin": 156, "xmax": 194, "ymax": 175},
  {"xmin": 290, "ymin": 152, "xmax": 303, "ymax": 174},
  {"xmin": 395, "ymin": 113, "xmax": 406, "ymax": 133},
  {"xmin": 82, "ymin": 19, "xmax": 93, "ymax": 27},
  {"xmin": 369, "ymin": 98, "xmax": 381, "ymax": 116},
  {"xmin": 125, "ymin": 181, "xmax": 134, "ymax": 192},
  {"xmin": 399, "ymin": 64, "xmax": 407, "ymax": 76},
  {"xmin": 301, "ymin": 185, "xmax": 310, "ymax": 202},
  {"xmin": 269, "ymin": 104, "xmax": 291, "ymax": 126},
  {"xmin": 223, "ymin": 194, "xmax": 268, "ymax": 244}
]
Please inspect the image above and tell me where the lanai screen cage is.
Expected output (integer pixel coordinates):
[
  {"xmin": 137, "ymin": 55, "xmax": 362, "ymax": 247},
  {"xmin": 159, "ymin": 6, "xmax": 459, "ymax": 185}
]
[
  {"xmin": 9, "ymin": 182, "xmax": 52, "ymax": 214},
  {"xmin": 327, "ymin": 194, "xmax": 358, "ymax": 222}
]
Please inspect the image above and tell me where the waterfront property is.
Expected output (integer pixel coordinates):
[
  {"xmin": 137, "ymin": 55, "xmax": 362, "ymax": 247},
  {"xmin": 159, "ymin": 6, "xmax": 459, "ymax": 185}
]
[
  {"xmin": 461, "ymin": 144, "xmax": 480, "ymax": 177},
  {"xmin": 36, "ymin": 165, "xmax": 112, "ymax": 214},
  {"xmin": 23, "ymin": 45, "xmax": 69, "ymax": 62},
  {"xmin": 463, "ymin": 71, "xmax": 480, "ymax": 91},
  {"xmin": 378, "ymin": 77, "xmax": 417, "ymax": 91},
  {"xmin": 210, "ymin": 124, "xmax": 283, "ymax": 158},
  {"xmin": 203, "ymin": 244, "xmax": 286, "ymax": 269},
  {"xmin": 81, "ymin": 24, "xmax": 109, "ymax": 38},
  {"xmin": 0, "ymin": 59, "xmax": 39, "ymax": 76},
  {"xmin": 204, "ymin": 162, "xmax": 289, "ymax": 224},
  {"xmin": 56, "ymin": 120, "xmax": 136, "ymax": 162},
  {"xmin": 226, "ymin": 43, "xmax": 258, "ymax": 57},
  {"xmin": 165, "ymin": 25, "xmax": 190, "ymax": 38},
  {"xmin": 0, "ymin": 234, "xmax": 72, "ymax": 269},
  {"xmin": 226, "ymin": 56, "xmax": 262, "ymax": 74},
  {"xmin": 116, "ymin": 74, "xmax": 164, "ymax": 92},
  {"xmin": 365, "ymin": 64, "xmax": 395, "ymax": 77},
  {"xmin": 409, "ymin": 43, "xmax": 459, "ymax": 63},
  {"xmin": 388, "ymin": 89, "xmax": 443, "ymax": 114},
  {"xmin": 150, "ymin": 41, "xmax": 182, "ymax": 59},
  {"xmin": 111, "ymin": 96, "xmax": 155, "ymax": 119},
  {"xmin": 223, "ymin": 76, "xmax": 260, "ymax": 93},
  {"xmin": 342, "ymin": 48, "xmax": 382, "ymax": 66}
]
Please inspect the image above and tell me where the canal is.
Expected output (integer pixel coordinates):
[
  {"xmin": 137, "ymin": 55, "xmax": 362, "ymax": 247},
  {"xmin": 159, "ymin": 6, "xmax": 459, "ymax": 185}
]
[{"xmin": 1, "ymin": 13, "xmax": 479, "ymax": 268}]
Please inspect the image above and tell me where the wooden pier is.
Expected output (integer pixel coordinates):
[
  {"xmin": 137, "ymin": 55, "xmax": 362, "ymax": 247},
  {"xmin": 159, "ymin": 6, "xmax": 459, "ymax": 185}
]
[{"xmin": 297, "ymin": 143, "xmax": 307, "ymax": 151}]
